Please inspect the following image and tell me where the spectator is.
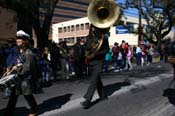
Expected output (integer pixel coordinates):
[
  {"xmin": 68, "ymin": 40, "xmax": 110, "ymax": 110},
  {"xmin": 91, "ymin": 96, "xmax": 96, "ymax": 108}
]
[
  {"xmin": 125, "ymin": 45, "xmax": 133, "ymax": 70},
  {"xmin": 136, "ymin": 44, "xmax": 142, "ymax": 66},
  {"xmin": 103, "ymin": 49, "xmax": 112, "ymax": 72},
  {"xmin": 112, "ymin": 42, "xmax": 119, "ymax": 72},
  {"xmin": 58, "ymin": 41, "xmax": 69, "ymax": 80},
  {"xmin": 73, "ymin": 38, "xmax": 85, "ymax": 78}
]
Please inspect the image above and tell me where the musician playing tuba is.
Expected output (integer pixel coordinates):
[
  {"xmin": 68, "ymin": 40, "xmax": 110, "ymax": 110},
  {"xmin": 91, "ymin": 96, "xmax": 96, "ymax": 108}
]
[
  {"xmin": 85, "ymin": 25, "xmax": 109, "ymax": 61},
  {"xmin": 80, "ymin": 0, "xmax": 120, "ymax": 109},
  {"xmin": 81, "ymin": 24, "xmax": 110, "ymax": 108}
]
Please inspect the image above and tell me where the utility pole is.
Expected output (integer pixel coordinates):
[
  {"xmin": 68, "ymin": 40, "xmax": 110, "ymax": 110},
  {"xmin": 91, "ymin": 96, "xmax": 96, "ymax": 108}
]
[
  {"xmin": 138, "ymin": 0, "xmax": 142, "ymax": 44},
  {"xmin": 128, "ymin": 0, "xmax": 142, "ymax": 44},
  {"xmin": 133, "ymin": 0, "xmax": 142, "ymax": 44}
]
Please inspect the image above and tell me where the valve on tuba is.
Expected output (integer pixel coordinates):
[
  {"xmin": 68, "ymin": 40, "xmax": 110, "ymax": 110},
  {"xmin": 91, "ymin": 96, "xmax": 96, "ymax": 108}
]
[{"xmin": 85, "ymin": 0, "xmax": 120, "ymax": 61}]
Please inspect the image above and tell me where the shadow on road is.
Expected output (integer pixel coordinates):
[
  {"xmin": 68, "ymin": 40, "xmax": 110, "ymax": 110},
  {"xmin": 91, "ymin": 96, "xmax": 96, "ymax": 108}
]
[
  {"xmin": 86, "ymin": 81, "xmax": 131, "ymax": 109},
  {"xmin": 38, "ymin": 93, "xmax": 72, "ymax": 115},
  {"xmin": 0, "ymin": 93, "xmax": 72, "ymax": 116},
  {"xmin": 128, "ymin": 68, "xmax": 168, "ymax": 78},
  {"xmin": 104, "ymin": 81, "xmax": 131, "ymax": 96}
]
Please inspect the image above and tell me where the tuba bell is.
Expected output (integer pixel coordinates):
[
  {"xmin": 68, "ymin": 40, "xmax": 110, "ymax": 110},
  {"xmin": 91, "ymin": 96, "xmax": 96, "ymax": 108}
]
[
  {"xmin": 85, "ymin": 0, "xmax": 120, "ymax": 61},
  {"xmin": 87, "ymin": 0, "xmax": 120, "ymax": 29}
]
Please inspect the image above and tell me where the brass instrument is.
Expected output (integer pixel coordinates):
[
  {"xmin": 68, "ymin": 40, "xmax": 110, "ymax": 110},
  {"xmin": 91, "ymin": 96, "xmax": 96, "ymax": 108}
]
[
  {"xmin": 85, "ymin": 0, "xmax": 120, "ymax": 61},
  {"xmin": 85, "ymin": 34, "xmax": 104, "ymax": 60},
  {"xmin": 87, "ymin": 0, "xmax": 120, "ymax": 29}
]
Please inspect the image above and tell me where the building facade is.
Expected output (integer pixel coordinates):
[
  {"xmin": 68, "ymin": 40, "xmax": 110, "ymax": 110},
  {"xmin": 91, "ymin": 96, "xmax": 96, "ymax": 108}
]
[
  {"xmin": 0, "ymin": 0, "xmax": 91, "ymax": 44},
  {"xmin": 52, "ymin": 0, "xmax": 90, "ymax": 24},
  {"xmin": 51, "ymin": 0, "xmax": 148, "ymax": 46},
  {"xmin": 52, "ymin": 17, "xmax": 90, "ymax": 46},
  {"xmin": 52, "ymin": 15, "xmax": 147, "ymax": 46}
]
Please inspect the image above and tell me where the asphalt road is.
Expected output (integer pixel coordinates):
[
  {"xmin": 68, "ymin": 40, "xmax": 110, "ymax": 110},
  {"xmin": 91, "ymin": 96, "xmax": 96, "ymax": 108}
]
[
  {"xmin": 0, "ymin": 62, "xmax": 174, "ymax": 116},
  {"xmin": 56, "ymin": 74, "xmax": 175, "ymax": 116}
]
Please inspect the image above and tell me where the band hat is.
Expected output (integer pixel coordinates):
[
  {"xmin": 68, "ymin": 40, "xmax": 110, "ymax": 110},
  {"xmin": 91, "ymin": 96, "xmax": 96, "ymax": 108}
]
[{"xmin": 16, "ymin": 30, "xmax": 30, "ymax": 40}]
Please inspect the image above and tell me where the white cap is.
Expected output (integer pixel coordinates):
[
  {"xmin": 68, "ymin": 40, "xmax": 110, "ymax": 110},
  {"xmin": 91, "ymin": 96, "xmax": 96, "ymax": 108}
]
[{"xmin": 16, "ymin": 30, "xmax": 30, "ymax": 40}]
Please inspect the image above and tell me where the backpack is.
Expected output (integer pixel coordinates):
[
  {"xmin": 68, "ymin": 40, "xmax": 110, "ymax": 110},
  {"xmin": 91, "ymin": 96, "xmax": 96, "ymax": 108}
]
[{"xmin": 112, "ymin": 46, "xmax": 118, "ymax": 55}]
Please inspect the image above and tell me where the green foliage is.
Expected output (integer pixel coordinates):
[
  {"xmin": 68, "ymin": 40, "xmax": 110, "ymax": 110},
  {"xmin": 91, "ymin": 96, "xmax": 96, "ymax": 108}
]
[{"xmin": 124, "ymin": 0, "xmax": 175, "ymax": 47}]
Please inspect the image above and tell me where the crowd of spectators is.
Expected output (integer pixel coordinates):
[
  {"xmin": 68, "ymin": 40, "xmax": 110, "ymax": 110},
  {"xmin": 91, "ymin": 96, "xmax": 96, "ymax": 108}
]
[{"xmin": 0, "ymin": 39, "xmax": 172, "ymax": 89}]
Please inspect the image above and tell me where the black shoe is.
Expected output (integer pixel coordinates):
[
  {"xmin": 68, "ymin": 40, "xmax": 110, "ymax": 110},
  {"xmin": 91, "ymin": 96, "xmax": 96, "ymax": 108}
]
[
  {"xmin": 80, "ymin": 101, "xmax": 91, "ymax": 109},
  {"xmin": 100, "ymin": 96, "xmax": 108, "ymax": 101}
]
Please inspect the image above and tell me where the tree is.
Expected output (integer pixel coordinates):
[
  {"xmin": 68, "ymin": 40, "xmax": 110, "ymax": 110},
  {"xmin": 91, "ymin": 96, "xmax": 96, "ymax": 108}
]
[
  {"xmin": 0, "ymin": 0, "xmax": 59, "ymax": 49},
  {"xmin": 124, "ymin": 0, "xmax": 175, "ymax": 48},
  {"xmin": 0, "ymin": 0, "xmax": 33, "ymax": 37},
  {"xmin": 32, "ymin": 0, "xmax": 59, "ymax": 49},
  {"xmin": 142, "ymin": 0, "xmax": 175, "ymax": 47}
]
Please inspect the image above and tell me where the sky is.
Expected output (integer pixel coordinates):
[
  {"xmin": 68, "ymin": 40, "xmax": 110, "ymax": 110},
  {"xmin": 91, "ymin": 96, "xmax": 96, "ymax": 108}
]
[{"xmin": 115, "ymin": 0, "xmax": 139, "ymax": 18}]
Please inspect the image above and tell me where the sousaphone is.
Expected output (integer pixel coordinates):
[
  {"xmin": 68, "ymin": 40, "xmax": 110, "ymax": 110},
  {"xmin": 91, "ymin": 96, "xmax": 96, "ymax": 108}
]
[
  {"xmin": 87, "ymin": 0, "xmax": 120, "ymax": 29},
  {"xmin": 85, "ymin": 0, "xmax": 120, "ymax": 61}
]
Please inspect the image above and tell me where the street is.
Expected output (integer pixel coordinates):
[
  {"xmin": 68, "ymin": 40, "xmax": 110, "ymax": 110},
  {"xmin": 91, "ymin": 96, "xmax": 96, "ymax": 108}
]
[
  {"xmin": 56, "ymin": 74, "xmax": 175, "ymax": 116},
  {"xmin": 0, "ymin": 62, "xmax": 175, "ymax": 116}
]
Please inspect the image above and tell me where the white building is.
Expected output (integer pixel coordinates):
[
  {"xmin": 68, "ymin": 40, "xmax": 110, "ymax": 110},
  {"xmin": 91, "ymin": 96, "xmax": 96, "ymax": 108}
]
[{"xmin": 52, "ymin": 15, "xmax": 147, "ymax": 46}]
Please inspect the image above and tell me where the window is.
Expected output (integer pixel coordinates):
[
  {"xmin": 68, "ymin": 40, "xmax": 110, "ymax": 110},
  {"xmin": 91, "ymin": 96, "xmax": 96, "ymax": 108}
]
[
  {"xmin": 63, "ymin": 27, "xmax": 66, "ymax": 32},
  {"xmin": 65, "ymin": 37, "xmax": 74, "ymax": 43},
  {"xmin": 71, "ymin": 25, "xmax": 74, "ymax": 32},
  {"xmin": 68, "ymin": 26, "xmax": 70, "ymax": 32},
  {"xmin": 81, "ymin": 24, "xmax": 84, "ymax": 30},
  {"xmin": 85, "ymin": 23, "xmax": 89, "ymax": 29},
  {"xmin": 58, "ymin": 27, "xmax": 62, "ymax": 33},
  {"xmin": 68, "ymin": 37, "xmax": 75, "ymax": 43},
  {"xmin": 76, "ymin": 24, "xmax": 79, "ymax": 31}
]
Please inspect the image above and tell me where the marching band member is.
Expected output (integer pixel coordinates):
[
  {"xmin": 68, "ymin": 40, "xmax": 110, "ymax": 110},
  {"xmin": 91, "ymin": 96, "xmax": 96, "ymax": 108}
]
[
  {"xmin": 5, "ymin": 30, "xmax": 38, "ymax": 116},
  {"xmin": 80, "ymin": 25, "xmax": 109, "ymax": 109}
]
